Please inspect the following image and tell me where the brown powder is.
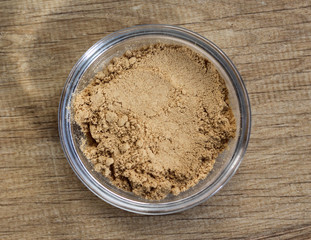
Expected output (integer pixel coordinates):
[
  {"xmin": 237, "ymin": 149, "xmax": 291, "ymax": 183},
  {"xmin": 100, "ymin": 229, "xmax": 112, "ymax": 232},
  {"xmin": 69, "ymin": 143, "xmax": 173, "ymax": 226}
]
[{"xmin": 73, "ymin": 44, "xmax": 236, "ymax": 200}]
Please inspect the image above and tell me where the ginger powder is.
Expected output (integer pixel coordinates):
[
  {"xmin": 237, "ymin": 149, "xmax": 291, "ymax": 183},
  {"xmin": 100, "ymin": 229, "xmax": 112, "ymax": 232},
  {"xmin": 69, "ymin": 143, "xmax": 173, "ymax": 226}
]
[{"xmin": 73, "ymin": 44, "xmax": 236, "ymax": 200}]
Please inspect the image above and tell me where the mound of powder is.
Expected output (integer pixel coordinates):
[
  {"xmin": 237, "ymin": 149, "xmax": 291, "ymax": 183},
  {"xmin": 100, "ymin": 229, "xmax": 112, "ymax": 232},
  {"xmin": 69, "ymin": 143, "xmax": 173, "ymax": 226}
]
[{"xmin": 73, "ymin": 44, "xmax": 236, "ymax": 200}]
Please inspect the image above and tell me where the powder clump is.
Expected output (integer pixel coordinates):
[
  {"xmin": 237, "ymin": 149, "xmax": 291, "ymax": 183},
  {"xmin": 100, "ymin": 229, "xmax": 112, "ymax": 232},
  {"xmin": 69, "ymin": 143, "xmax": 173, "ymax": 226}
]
[{"xmin": 73, "ymin": 44, "xmax": 236, "ymax": 200}]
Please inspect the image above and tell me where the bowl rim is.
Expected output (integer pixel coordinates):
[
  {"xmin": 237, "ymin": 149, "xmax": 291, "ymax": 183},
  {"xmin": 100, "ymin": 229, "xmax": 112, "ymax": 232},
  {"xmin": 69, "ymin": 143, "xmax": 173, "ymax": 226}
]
[{"xmin": 58, "ymin": 24, "xmax": 251, "ymax": 215}]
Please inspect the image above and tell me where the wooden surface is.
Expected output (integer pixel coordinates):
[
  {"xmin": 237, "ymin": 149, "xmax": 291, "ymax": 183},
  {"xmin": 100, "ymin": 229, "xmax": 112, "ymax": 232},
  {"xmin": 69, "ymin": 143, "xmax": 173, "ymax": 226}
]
[{"xmin": 1, "ymin": 0, "xmax": 311, "ymax": 239}]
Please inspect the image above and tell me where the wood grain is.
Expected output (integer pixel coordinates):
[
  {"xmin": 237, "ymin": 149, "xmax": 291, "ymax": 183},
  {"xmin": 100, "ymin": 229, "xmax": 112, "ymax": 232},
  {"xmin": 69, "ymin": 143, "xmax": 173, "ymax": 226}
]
[{"xmin": 1, "ymin": 0, "xmax": 311, "ymax": 239}]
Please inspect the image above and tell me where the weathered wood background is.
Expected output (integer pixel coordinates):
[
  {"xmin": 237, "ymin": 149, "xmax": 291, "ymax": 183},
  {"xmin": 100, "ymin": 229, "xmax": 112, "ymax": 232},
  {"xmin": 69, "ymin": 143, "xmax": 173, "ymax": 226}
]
[{"xmin": 1, "ymin": 0, "xmax": 311, "ymax": 239}]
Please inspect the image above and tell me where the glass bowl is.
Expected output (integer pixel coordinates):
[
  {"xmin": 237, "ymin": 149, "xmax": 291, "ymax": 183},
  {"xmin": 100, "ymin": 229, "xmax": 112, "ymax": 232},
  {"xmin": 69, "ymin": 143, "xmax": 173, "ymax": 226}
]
[{"xmin": 58, "ymin": 24, "xmax": 251, "ymax": 215}]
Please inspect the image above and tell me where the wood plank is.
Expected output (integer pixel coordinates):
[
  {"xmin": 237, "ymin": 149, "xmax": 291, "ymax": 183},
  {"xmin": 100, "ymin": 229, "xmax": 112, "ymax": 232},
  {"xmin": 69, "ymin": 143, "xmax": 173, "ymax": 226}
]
[{"xmin": 0, "ymin": 0, "xmax": 310, "ymax": 239}]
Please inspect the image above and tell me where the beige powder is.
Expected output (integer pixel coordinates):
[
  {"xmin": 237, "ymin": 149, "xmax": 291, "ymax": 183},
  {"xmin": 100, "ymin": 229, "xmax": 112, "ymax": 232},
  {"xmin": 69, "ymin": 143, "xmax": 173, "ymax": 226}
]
[{"xmin": 73, "ymin": 44, "xmax": 236, "ymax": 200}]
